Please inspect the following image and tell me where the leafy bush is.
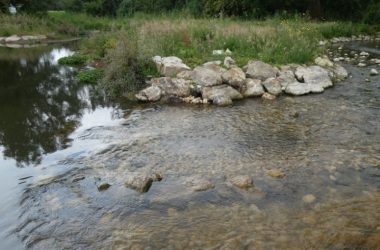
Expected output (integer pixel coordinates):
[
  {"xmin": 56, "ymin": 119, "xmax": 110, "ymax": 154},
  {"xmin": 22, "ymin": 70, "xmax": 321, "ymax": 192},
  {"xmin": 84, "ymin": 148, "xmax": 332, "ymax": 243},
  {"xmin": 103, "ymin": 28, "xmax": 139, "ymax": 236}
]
[
  {"xmin": 58, "ymin": 54, "xmax": 88, "ymax": 66},
  {"xmin": 100, "ymin": 31, "xmax": 157, "ymax": 97},
  {"xmin": 77, "ymin": 69, "xmax": 104, "ymax": 84},
  {"xmin": 363, "ymin": 2, "xmax": 380, "ymax": 25}
]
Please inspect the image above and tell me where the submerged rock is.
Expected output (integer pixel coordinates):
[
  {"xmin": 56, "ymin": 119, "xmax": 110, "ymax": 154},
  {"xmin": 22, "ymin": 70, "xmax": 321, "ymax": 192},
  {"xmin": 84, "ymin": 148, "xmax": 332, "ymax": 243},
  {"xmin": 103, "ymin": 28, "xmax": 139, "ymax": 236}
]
[
  {"xmin": 243, "ymin": 79, "xmax": 264, "ymax": 97},
  {"xmin": 302, "ymin": 194, "xmax": 316, "ymax": 204},
  {"xmin": 135, "ymin": 86, "xmax": 162, "ymax": 102},
  {"xmin": 125, "ymin": 174, "xmax": 154, "ymax": 193},
  {"xmin": 262, "ymin": 78, "xmax": 282, "ymax": 96},
  {"xmin": 229, "ymin": 175, "xmax": 253, "ymax": 189},
  {"xmin": 267, "ymin": 170, "xmax": 285, "ymax": 178},
  {"xmin": 245, "ymin": 60, "xmax": 278, "ymax": 81},
  {"xmin": 153, "ymin": 56, "xmax": 191, "ymax": 77},
  {"xmin": 72, "ymin": 175, "xmax": 86, "ymax": 183},
  {"xmin": 186, "ymin": 178, "xmax": 215, "ymax": 192}
]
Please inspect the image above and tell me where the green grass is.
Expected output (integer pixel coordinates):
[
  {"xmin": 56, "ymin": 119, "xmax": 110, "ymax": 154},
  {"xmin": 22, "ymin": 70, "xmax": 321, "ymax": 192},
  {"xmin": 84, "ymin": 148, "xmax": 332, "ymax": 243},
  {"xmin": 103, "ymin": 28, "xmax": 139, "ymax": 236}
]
[
  {"xmin": 58, "ymin": 54, "xmax": 88, "ymax": 66},
  {"xmin": 77, "ymin": 69, "xmax": 104, "ymax": 84},
  {"xmin": 0, "ymin": 13, "xmax": 51, "ymax": 36},
  {"xmin": 0, "ymin": 11, "xmax": 128, "ymax": 38}
]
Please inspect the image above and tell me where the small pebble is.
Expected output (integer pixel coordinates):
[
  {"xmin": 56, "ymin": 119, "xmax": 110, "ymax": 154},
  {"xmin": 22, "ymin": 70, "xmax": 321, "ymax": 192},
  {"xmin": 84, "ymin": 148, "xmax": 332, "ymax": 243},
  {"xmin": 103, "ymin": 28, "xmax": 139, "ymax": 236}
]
[
  {"xmin": 267, "ymin": 170, "xmax": 285, "ymax": 178},
  {"xmin": 97, "ymin": 182, "xmax": 111, "ymax": 191},
  {"xmin": 262, "ymin": 93, "xmax": 276, "ymax": 100},
  {"xmin": 303, "ymin": 194, "xmax": 316, "ymax": 204},
  {"xmin": 230, "ymin": 175, "xmax": 253, "ymax": 189}
]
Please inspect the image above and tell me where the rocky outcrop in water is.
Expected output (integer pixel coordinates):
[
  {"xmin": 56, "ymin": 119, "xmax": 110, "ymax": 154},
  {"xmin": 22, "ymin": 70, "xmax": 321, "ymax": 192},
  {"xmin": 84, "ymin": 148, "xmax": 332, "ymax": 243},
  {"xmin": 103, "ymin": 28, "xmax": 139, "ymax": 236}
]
[
  {"xmin": 229, "ymin": 175, "xmax": 254, "ymax": 189},
  {"xmin": 136, "ymin": 55, "xmax": 349, "ymax": 106}
]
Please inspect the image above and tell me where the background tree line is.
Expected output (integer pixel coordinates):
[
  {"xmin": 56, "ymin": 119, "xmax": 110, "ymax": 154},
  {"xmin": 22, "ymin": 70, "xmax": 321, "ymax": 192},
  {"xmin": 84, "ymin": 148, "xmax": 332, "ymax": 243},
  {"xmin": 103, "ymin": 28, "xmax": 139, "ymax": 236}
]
[{"xmin": 1, "ymin": 0, "xmax": 379, "ymax": 24}]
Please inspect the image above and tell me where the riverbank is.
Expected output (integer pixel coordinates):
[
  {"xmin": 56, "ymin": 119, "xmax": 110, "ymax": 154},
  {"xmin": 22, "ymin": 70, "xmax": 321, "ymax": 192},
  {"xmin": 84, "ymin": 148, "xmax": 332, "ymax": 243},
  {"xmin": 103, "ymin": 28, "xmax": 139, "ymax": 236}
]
[
  {"xmin": 2, "ymin": 12, "xmax": 379, "ymax": 98},
  {"xmin": 58, "ymin": 14, "xmax": 379, "ymax": 97}
]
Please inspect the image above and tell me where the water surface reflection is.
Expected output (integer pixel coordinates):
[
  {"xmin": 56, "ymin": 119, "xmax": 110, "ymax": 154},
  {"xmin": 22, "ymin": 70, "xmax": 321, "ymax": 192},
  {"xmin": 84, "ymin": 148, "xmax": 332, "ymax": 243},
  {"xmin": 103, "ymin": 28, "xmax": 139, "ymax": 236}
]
[{"xmin": 0, "ymin": 46, "xmax": 104, "ymax": 166}]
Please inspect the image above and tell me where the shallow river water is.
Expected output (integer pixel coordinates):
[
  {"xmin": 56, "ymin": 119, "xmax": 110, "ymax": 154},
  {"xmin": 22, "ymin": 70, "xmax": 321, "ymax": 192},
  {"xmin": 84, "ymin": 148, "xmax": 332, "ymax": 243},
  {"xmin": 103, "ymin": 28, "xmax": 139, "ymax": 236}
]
[{"xmin": 0, "ymin": 42, "xmax": 379, "ymax": 249}]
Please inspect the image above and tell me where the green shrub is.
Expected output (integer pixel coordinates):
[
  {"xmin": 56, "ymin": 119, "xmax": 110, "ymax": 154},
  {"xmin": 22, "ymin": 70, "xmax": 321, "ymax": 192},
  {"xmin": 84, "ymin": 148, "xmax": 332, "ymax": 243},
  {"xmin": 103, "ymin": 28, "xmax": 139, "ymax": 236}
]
[
  {"xmin": 79, "ymin": 32, "xmax": 118, "ymax": 60},
  {"xmin": 77, "ymin": 69, "xmax": 104, "ymax": 84},
  {"xmin": 100, "ymin": 31, "xmax": 153, "ymax": 97},
  {"xmin": 363, "ymin": 2, "xmax": 380, "ymax": 25},
  {"xmin": 58, "ymin": 54, "xmax": 88, "ymax": 66}
]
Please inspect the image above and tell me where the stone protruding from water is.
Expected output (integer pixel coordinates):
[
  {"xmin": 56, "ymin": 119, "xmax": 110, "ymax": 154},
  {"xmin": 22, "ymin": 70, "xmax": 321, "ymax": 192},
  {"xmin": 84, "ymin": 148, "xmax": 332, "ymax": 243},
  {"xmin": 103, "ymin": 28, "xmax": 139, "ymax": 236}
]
[
  {"xmin": 125, "ymin": 175, "xmax": 153, "ymax": 193},
  {"xmin": 97, "ymin": 182, "xmax": 111, "ymax": 191},
  {"xmin": 135, "ymin": 86, "xmax": 162, "ymax": 102},
  {"xmin": 370, "ymin": 69, "xmax": 379, "ymax": 76},
  {"xmin": 136, "ymin": 55, "xmax": 349, "ymax": 106},
  {"xmin": 229, "ymin": 175, "xmax": 254, "ymax": 189}
]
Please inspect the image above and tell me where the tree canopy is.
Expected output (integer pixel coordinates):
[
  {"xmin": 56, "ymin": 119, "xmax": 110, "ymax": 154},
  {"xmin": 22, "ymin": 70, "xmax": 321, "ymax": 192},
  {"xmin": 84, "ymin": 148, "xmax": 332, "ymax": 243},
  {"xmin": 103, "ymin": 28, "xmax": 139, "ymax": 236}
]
[{"xmin": 1, "ymin": 0, "xmax": 379, "ymax": 23}]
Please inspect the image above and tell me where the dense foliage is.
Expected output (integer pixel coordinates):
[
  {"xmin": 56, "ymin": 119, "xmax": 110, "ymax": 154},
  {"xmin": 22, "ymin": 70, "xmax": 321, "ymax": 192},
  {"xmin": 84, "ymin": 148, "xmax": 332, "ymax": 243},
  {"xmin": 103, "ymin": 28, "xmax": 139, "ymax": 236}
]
[{"xmin": 1, "ymin": 0, "xmax": 379, "ymax": 24}]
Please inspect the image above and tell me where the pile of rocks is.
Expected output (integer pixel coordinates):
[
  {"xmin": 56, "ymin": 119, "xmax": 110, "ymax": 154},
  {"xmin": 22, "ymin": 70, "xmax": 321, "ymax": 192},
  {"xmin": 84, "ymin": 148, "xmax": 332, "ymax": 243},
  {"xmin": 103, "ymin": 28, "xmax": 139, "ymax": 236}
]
[
  {"xmin": 136, "ymin": 55, "xmax": 348, "ymax": 106},
  {"xmin": 0, "ymin": 34, "xmax": 47, "ymax": 44},
  {"xmin": 318, "ymin": 35, "xmax": 380, "ymax": 46}
]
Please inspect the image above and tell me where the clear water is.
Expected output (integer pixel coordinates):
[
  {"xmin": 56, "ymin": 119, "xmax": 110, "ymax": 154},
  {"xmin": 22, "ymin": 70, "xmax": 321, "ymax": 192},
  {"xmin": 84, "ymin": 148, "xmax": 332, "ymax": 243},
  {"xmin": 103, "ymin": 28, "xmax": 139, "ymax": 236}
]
[{"xmin": 0, "ymin": 43, "xmax": 379, "ymax": 249}]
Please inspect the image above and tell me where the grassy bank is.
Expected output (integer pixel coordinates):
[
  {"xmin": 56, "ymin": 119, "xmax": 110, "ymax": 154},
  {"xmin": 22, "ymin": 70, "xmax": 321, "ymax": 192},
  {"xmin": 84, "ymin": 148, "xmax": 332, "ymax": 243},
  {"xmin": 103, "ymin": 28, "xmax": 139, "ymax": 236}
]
[
  {"xmin": 0, "ymin": 11, "xmax": 125, "ymax": 38},
  {"xmin": 89, "ymin": 15, "xmax": 378, "ymax": 96},
  {"xmin": 2, "ymin": 12, "xmax": 378, "ymax": 96}
]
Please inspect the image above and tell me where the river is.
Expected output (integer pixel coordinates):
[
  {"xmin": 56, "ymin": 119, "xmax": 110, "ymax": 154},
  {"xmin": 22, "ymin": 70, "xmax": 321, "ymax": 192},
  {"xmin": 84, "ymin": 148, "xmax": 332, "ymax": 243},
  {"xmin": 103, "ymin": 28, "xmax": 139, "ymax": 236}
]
[{"xmin": 0, "ymin": 41, "xmax": 379, "ymax": 249}]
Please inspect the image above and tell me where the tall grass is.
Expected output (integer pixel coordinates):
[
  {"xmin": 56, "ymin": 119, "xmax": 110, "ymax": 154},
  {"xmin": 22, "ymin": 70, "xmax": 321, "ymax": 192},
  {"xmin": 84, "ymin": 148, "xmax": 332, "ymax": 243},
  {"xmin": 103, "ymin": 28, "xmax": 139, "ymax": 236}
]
[
  {"xmin": 0, "ymin": 11, "xmax": 128, "ymax": 37},
  {"xmin": 0, "ymin": 14, "xmax": 51, "ymax": 36},
  {"xmin": 129, "ymin": 18, "xmax": 325, "ymax": 66}
]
